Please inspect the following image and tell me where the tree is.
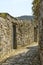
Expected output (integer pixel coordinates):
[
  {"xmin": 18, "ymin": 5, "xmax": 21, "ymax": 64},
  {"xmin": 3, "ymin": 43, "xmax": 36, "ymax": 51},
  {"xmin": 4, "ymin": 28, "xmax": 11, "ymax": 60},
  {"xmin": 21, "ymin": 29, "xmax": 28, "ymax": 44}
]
[{"xmin": 32, "ymin": 0, "xmax": 40, "ymax": 20}]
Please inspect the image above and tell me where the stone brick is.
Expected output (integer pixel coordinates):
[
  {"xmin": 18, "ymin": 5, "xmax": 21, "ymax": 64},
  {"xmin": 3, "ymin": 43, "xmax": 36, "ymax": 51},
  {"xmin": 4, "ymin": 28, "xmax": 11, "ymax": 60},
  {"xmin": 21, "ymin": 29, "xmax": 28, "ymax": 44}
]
[{"xmin": 0, "ymin": 13, "xmax": 39, "ymax": 60}]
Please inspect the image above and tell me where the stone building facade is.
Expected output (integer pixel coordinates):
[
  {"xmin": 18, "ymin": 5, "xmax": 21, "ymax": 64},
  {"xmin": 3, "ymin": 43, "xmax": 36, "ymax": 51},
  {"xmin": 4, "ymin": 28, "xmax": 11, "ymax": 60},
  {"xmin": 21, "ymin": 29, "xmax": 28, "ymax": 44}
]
[
  {"xmin": 0, "ymin": 13, "xmax": 38, "ymax": 59},
  {"xmin": 38, "ymin": 0, "xmax": 43, "ymax": 65}
]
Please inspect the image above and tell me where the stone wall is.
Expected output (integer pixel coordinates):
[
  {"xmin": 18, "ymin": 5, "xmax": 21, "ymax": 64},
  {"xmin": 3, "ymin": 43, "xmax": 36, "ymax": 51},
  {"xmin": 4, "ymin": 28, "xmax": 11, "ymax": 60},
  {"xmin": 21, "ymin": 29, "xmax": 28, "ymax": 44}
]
[
  {"xmin": 0, "ymin": 17, "xmax": 13, "ymax": 58},
  {"xmin": 8, "ymin": 14, "xmax": 35, "ymax": 47},
  {"xmin": 16, "ymin": 20, "xmax": 34, "ymax": 47},
  {"xmin": 38, "ymin": 0, "xmax": 43, "ymax": 65},
  {"xmin": 0, "ymin": 13, "xmax": 38, "ymax": 60}
]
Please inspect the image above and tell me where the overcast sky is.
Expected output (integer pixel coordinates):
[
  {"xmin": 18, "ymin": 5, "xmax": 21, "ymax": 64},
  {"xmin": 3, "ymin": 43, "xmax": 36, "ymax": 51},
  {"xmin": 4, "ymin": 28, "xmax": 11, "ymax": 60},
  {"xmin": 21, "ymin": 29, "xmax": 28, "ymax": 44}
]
[{"xmin": 0, "ymin": 0, "xmax": 33, "ymax": 17}]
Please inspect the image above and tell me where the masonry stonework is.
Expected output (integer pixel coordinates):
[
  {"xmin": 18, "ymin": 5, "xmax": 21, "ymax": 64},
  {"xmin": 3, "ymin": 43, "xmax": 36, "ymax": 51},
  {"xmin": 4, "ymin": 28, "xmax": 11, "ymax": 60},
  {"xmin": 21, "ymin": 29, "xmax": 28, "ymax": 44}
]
[
  {"xmin": 0, "ymin": 13, "xmax": 38, "ymax": 60},
  {"xmin": 0, "ymin": 17, "xmax": 13, "ymax": 58},
  {"xmin": 38, "ymin": 0, "xmax": 43, "ymax": 65}
]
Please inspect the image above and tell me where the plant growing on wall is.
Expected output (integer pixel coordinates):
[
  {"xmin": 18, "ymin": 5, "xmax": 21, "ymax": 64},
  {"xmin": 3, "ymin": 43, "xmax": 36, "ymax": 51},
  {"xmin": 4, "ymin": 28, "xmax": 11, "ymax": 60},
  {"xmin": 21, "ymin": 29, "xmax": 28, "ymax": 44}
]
[
  {"xmin": 0, "ymin": 13, "xmax": 7, "ymax": 18},
  {"xmin": 32, "ymin": 0, "xmax": 40, "ymax": 20}
]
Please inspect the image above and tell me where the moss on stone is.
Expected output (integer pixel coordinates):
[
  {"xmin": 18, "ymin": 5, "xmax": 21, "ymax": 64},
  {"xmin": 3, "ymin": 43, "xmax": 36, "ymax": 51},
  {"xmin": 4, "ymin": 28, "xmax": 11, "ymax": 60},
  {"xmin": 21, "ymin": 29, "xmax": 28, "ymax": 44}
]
[{"xmin": 0, "ymin": 13, "xmax": 7, "ymax": 19}]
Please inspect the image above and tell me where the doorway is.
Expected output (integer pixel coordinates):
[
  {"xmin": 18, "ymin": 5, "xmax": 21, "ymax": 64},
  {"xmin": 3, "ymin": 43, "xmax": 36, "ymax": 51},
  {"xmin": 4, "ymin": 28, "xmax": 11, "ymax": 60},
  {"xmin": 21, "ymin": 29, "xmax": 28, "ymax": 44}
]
[
  {"xmin": 34, "ymin": 27, "xmax": 37, "ymax": 42},
  {"xmin": 13, "ymin": 24, "xmax": 17, "ymax": 49}
]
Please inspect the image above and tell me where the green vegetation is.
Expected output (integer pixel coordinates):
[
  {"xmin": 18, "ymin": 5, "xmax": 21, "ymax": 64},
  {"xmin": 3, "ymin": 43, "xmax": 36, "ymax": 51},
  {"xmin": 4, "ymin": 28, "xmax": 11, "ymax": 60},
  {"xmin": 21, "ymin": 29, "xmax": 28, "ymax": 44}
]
[
  {"xmin": 0, "ymin": 13, "xmax": 7, "ymax": 19},
  {"xmin": 32, "ymin": 0, "xmax": 40, "ymax": 20},
  {"xmin": 17, "ymin": 16, "xmax": 34, "ymax": 20}
]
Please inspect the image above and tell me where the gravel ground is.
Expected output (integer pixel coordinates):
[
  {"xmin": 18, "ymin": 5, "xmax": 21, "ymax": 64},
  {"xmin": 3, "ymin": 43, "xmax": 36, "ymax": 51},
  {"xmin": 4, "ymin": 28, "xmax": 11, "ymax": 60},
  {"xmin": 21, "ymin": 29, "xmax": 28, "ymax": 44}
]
[{"xmin": 0, "ymin": 45, "xmax": 40, "ymax": 65}]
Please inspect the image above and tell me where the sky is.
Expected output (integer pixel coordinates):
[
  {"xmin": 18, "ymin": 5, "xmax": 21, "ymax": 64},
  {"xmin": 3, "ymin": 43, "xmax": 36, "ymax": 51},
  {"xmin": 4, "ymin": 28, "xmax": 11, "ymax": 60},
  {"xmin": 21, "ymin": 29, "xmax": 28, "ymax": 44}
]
[{"xmin": 0, "ymin": 0, "xmax": 33, "ymax": 17}]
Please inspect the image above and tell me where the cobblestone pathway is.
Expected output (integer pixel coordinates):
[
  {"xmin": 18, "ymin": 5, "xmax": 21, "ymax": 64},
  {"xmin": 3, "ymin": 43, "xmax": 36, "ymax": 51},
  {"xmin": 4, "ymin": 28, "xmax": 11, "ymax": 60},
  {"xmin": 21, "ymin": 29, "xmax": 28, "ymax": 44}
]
[{"xmin": 0, "ymin": 45, "xmax": 40, "ymax": 65}]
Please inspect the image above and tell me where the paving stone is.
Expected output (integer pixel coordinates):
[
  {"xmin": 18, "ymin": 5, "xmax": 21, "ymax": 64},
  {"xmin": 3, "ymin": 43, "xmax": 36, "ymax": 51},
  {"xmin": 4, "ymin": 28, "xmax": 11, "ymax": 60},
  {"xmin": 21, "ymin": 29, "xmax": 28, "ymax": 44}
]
[
  {"xmin": 1, "ymin": 46, "xmax": 40, "ymax": 65},
  {"xmin": 2, "ymin": 63, "xmax": 9, "ymax": 65}
]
